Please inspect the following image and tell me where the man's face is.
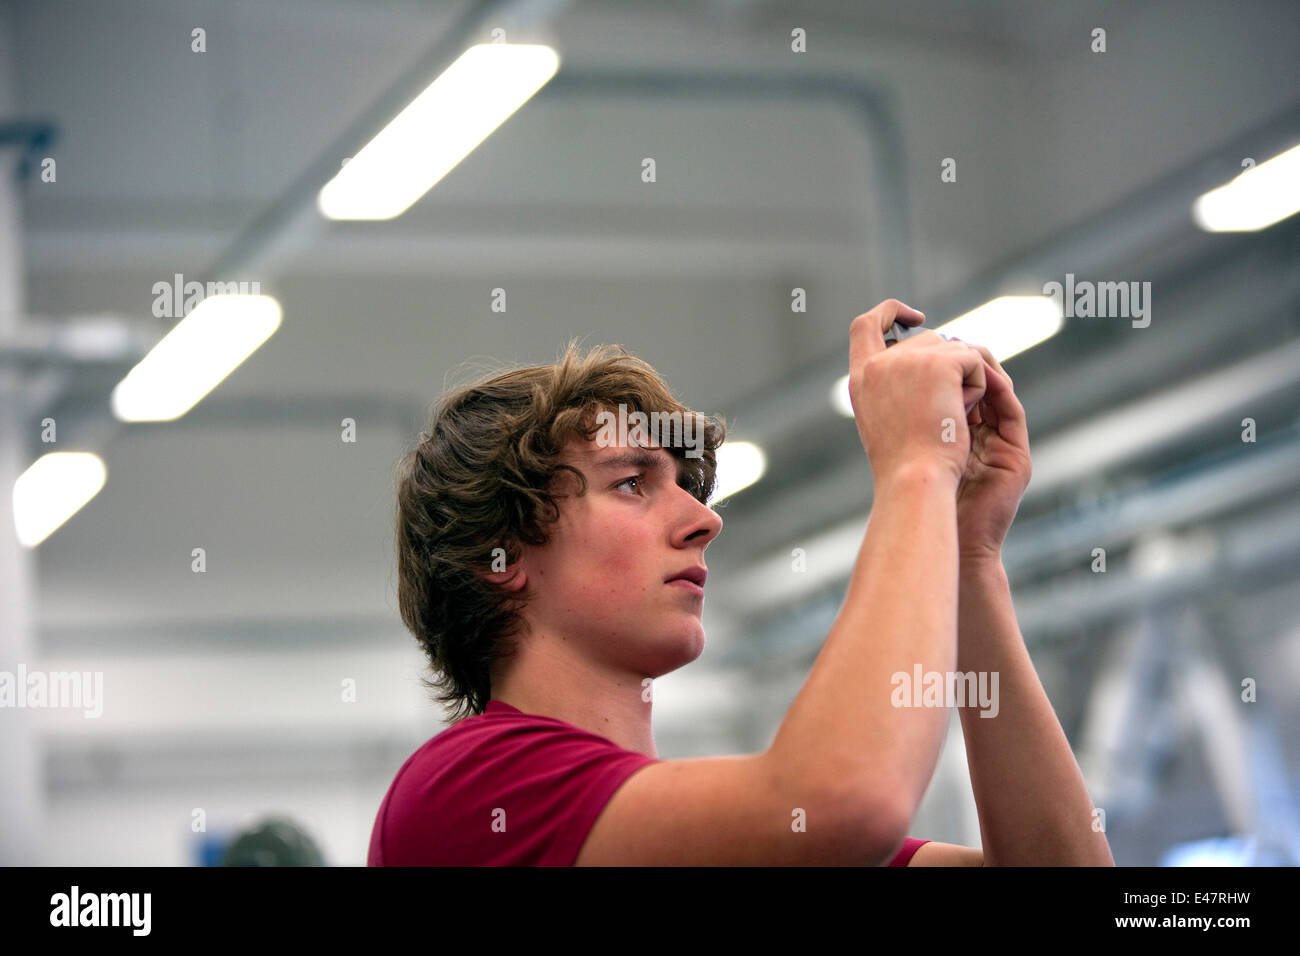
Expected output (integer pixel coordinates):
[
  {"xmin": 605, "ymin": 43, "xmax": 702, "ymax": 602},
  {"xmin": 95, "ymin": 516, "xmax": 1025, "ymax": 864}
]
[{"xmin": 515, "ymin": 432, "xmax": 724, "ymax": 679}]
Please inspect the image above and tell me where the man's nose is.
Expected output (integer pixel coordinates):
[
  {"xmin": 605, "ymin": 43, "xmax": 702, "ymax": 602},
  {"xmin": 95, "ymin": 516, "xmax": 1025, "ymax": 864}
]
[{"xmin": 680, "ymin": 493, "xmax": 722, "ymax": 546}]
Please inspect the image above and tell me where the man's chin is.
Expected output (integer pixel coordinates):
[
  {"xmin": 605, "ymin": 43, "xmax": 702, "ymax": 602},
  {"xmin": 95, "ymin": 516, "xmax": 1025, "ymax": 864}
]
[{"xmin": 645, "ymin": 627, "xmax": 705, "ymax": 676}]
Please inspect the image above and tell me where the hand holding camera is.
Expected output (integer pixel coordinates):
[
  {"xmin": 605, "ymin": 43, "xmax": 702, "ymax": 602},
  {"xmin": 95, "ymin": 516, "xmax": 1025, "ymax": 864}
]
[{"xmin": 847, "ymin": 299, "xmax": 988, "ymax": 487}]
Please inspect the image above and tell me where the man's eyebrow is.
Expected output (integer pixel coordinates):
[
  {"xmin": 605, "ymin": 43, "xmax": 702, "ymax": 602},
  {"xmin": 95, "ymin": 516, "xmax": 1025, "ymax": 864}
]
[{"xmin": 592, "ymin": 450, "xmax": 683, "ymax": 478}]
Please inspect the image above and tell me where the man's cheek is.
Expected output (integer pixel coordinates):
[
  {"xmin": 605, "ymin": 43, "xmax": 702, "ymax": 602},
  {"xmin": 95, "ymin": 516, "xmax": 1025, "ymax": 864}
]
[{"xmin": 580, "ymin": 530, "xmax": 634, "ymax": 571}]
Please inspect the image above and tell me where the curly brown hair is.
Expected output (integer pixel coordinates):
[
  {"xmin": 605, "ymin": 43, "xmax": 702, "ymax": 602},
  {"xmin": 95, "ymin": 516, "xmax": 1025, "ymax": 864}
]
[{"xmin": 394, "ymin": 340, "xmax": 726, "ymax": 723}]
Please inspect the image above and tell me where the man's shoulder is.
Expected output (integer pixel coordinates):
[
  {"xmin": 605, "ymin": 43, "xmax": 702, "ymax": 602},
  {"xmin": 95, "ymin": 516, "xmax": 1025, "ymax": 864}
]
[
  {"xmin": 370, "ymin": 703, "xmax": 657, "ymax": 865},
  {"xmin": 387, "ymin": 705, "xmax": 534, "ymax": 787},
  {"xmin": 396, "ymin": 701, "xmax": 649, "ymax": 791}
]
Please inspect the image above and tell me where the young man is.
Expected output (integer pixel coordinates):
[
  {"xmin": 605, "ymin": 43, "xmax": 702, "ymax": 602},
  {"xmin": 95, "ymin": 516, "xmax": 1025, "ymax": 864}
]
[{"xmin": 368, "ymin": 299, "xmax": 1115, "ymax": 866}]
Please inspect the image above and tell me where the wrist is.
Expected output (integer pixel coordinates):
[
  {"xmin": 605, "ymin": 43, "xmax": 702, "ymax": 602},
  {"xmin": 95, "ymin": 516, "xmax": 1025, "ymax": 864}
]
[
  {"xmin": 959, "ymin": 548, "xmax": 1007, "ymax": 576},
  {"xmin": 874, "ymin": 461, "xmax": 961, "ymax": 498}
]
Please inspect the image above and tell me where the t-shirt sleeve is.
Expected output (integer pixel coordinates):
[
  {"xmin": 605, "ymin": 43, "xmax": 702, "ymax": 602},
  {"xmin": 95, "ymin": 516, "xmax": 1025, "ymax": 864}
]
[
  {"xmin": 888, "ymin": 837, "xmax": 930, "ymax": 866},
  {"xmin": 381, "ymin": 718, "xmax": 660, "ymax": 866},
  {"xmin": 540, "ymin": 742, "xmax": 661, "ymax": 866}
]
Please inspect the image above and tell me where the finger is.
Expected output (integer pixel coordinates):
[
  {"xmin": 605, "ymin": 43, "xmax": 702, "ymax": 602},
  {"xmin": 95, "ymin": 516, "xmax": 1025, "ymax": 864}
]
[
  {"xmin": 951, "ymin": 341, "xmax": 986, "ymax": 412},
  {"xmin": 959, "ymin": 341, "xmax": 1014, "ymax": 389},
  {"xmin": 848, "ymin": 299, "xmax": 926, "ymax": 371},
  {"xmin": 950, "ymin": 341, "xmax": 1019, "ymax": 402},
  {"xmin": 964, "ymin": 351, "xmax": 1029, "ymax": 449},
  {"xmin": 882, "ymin": 310, "xmax": 930, "ymax": 349},
  {"xmin": 972, "ymin": 356, "xmax": 1024, "ymax": 426}
]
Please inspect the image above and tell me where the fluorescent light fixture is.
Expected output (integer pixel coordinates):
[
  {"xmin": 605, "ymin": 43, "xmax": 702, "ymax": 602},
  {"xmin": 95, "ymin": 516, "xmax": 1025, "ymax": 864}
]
[
  {"xmin": 830, "ymin": 375, "xmax": 855, "ymax": 418},
  {"xmin": 1193, "ymin": 143, "xmax": 1300, "ymax": 232},
  {"xmin": 831, "ymin": 295, "xmax": 1062, "ymax": 417},
  {"xmin": 13, "ymin": 452, "xmax": 107, "ymax": 547},
  {"xmin": 111, "ymin": 294, "xmax": 282, "ymax": 422},
  {"xmin": 318, "ymin": 43, "xmax": 561, "ymax": 220},
  {"xmin": 712, "ymin": 441, "xmax": 766, "ymax": 503},
  {"xmin": 933, "ymin": 295, "xmax": 1064, "ymax": 362}
]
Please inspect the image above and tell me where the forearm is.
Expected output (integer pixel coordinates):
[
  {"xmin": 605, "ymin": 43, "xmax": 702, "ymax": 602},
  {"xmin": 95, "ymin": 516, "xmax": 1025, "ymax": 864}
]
[
  {"xmin": 955, "ymin": 558, "xmax": 1114, "ymax": 866},
  {"xmin": 773, "ymin": 464, "xmax": 959, "ymax": 821}
]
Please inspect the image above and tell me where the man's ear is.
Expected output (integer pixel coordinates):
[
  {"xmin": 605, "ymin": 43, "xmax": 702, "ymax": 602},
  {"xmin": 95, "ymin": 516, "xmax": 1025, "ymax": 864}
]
[{"xmin": 480, "ymin": 546, "xmax": 527, "ymax": 592}]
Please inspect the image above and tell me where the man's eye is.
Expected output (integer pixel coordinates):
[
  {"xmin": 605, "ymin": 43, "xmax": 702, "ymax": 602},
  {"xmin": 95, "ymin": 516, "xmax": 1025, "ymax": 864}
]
[{"xmin": 616, "ymin": 475, "xmax": 643, "ymax": 494}]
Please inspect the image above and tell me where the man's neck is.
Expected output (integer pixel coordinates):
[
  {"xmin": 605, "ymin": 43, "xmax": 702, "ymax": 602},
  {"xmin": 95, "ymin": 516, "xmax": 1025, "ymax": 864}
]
[{"xmin": 490, "ymin": 638, "xmax": 657, "ymax": 758}]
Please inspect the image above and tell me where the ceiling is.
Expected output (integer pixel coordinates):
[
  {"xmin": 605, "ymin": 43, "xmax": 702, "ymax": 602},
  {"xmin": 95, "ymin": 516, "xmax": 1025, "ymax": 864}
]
[{"xmin": 3, "ymin": 0, "xmax": 1299, "ymax": 864}]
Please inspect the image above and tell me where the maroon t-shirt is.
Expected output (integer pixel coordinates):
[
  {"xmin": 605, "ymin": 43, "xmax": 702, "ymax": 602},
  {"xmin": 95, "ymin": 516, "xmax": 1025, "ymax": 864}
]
[{"xmin": 368, "ymin": 699, "xmax": 929, "ymax": 866}]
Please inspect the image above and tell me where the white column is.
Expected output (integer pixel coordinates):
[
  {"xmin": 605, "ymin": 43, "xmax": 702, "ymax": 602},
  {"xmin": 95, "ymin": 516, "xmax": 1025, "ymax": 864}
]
[{"xmin": 0, "ymin": 2, "xmax": 43, "ymax": 865}]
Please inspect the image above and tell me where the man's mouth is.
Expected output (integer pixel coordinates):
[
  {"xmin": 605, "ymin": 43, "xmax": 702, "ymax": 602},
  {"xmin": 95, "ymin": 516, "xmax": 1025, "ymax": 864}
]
[{"xmin": 665, "ymin": 566, "xmax": 707, "ymax": 595}]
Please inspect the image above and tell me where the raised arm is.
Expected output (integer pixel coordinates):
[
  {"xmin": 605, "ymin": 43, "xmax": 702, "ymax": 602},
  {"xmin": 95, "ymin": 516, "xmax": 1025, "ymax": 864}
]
[{"xmin": 579, "ymin": 300, "xmax": 992, "ymax": 864}]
